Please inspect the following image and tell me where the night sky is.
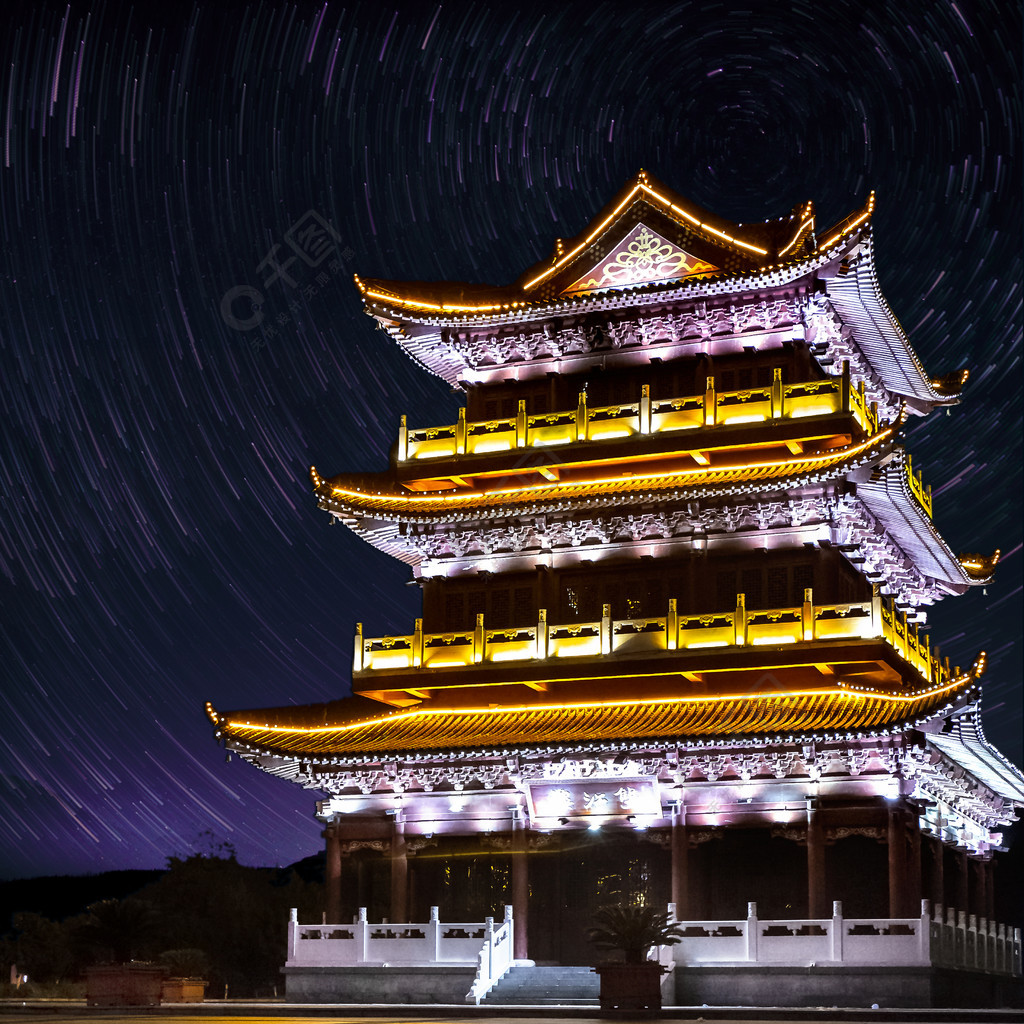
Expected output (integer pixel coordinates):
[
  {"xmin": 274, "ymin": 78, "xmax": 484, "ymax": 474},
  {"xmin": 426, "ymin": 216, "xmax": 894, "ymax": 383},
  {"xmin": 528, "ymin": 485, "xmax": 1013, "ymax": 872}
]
[{"xmin": 1, "ymin": 0, "xmax": 1020, "ymax": 881}]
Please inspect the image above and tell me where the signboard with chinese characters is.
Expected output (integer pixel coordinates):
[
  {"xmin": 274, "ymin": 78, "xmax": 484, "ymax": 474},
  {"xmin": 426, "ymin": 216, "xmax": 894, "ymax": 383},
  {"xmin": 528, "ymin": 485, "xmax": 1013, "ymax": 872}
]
[{"xmin": 527, "ymin": 779, "xmax": 661, "ymax": 820}]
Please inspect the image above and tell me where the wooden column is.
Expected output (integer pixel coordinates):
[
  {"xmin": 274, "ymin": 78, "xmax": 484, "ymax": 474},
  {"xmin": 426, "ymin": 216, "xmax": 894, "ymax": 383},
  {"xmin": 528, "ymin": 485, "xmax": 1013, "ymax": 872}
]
[
  {"xmin": 887, "ymin": 801, "xmax": 909, "ymax": 917},
  {"xmin": 954, "ymin": 849, "xmax": 969, "ymax": 914},
  {"xmin": 671, "ymin": 804, "xmax": 690, "ymax": 920},
  {"xmin": 928, "ymin": 835, "xmax": 945, "ymax": 908},
  {"xmin": 806, "ymin": 800, "xmax": 826, "ymax": 918},
  {"xmin": 511, "ymin": 811, "xmax": 529, "ymax": 960},
  {"xmin": 324, "ymin": 824, "xmax": 342, "ymax": 924},
  {"xmin": 969, "ymin": 858, "xmax": 986, "ymax": 918},
  {"xmin": 984, "ymin": 858, "xmax": 995, "ymax": 920},
  {"xmin": 906, "ymin": 808, "xmax": 922, "ymax": 912},
  {"xmin": 389, "ymin": 814, "xmax": 408, "ymax": 923}
]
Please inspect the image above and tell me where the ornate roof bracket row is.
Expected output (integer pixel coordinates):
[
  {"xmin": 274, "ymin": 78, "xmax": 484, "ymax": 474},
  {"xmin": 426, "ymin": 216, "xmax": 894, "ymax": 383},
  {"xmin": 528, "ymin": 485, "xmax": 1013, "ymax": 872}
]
[
  {"xmin": 320, "ymin": 481, "xmax": 971, "ymax": 611},
  {"xmin": 371, "ymin": 285, "xmax": 944, "ymax": 425},
  {"xmin": 218, "ymin": 731, "xmax": 1018, "ymax": 851}
]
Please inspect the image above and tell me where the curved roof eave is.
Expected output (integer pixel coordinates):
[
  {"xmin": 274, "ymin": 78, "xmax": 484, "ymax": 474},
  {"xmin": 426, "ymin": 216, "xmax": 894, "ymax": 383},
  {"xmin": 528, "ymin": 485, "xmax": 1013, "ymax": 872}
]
[
  {"xmin": 824, "ymin": 232, "xmax": 960, "ymax": 410},
  {"xmin": 208, "ymin": 669, "xmax": 982, "ymax": 765},
  {"xmin": 856, "ymin": 449, "xmax": 994, "ymax": 589},
  {"xmin": 926, "ymin": 702, "xmax": 1024, "ymax": 805},
  {"xmin": 312, "ymin": 421, "xmax": 898, "ymax": 525}
]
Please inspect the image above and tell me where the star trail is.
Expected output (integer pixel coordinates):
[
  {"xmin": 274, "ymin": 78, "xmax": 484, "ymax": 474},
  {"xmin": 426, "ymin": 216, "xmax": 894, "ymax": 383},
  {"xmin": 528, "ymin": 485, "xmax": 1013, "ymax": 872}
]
[{"xmin": 0, "ymin": 0, "xmax": 1020, "ymax": 879}]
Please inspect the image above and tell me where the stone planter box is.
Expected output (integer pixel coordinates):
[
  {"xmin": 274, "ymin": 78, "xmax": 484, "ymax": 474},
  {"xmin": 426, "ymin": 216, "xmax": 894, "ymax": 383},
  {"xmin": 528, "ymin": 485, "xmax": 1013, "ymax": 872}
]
[
  {"xmin": 161, "ymin": 977, "xmax": 207, "ymax": 1002},
  {"xmin": 86, "ymin": 964, "xmax": 164, "ymax": 1006},
  {"xmin": 594, "ymin": 961, "xmax": 666, "ymax": 1011}
]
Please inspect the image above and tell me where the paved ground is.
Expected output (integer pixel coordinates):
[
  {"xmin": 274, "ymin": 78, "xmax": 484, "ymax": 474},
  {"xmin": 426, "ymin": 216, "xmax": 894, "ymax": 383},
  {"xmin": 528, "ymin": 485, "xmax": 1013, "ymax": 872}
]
[{"xmin": 1, "ymin": 1007, "xmax": 1022, "ymax": 1023}]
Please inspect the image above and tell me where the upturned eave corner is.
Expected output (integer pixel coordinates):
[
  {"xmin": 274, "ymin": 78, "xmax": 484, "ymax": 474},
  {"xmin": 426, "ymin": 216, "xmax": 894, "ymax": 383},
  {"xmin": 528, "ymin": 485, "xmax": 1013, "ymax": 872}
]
[
  {"xmin": 959, "ymin": 549, "xmax": 1001, "ymax": 583},
  {"xmin": 929, "ymin": 368, "xmax": 970, "ymax": 401},
  {"xmin": 816, "ymin": 190, "xmax": 876, "ymax": 254}
]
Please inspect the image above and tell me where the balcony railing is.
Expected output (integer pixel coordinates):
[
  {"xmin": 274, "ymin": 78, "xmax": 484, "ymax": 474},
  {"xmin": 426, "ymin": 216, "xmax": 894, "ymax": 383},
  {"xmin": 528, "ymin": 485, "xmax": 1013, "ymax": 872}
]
[
  {"xmin": 354, "ymin": 590, "xmax": 956, "ymax": 688},
  {"xmin": 905, "ymin": 453, "xmax": 933, "ymax": 518},
  {"xmin": 398, "ymin": 364, "xmax": 879, "ymax": 462}
]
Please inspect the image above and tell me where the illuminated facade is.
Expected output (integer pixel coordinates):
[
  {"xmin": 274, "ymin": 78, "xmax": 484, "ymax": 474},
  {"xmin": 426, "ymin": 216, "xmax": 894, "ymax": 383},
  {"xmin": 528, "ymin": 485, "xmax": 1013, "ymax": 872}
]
[{"xmin": 208, "ymin": 172, "xmax": 1022, "ymax": 1000}]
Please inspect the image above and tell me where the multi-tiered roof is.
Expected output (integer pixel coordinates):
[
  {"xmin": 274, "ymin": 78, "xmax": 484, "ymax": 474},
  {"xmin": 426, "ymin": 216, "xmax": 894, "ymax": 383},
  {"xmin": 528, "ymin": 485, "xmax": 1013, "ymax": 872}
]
[{"xmin": 208, "ymin": 173, "xmax": 1006, "ymax": 811}]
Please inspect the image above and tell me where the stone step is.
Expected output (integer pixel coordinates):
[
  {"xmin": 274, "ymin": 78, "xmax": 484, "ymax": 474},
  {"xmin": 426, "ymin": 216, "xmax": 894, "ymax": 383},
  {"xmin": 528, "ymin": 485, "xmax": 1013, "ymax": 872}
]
[{"xmin": 482, "ymin": 965, "xmax": 599, "ymax": 1005}]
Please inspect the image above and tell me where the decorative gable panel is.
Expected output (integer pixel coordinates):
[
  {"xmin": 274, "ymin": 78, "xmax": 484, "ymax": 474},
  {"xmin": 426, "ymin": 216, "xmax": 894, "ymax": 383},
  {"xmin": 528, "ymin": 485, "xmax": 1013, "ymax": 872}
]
[{"xmin": 561, "ymin": 222, "xmax": 719, "ymax": 296}]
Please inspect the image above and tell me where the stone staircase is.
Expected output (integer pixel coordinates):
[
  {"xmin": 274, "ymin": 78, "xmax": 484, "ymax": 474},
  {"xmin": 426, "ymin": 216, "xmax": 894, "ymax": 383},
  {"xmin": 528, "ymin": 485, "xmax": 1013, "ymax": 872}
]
[{"xmin": 481, "ymin": 964, "xmax": 599, "ymax": 1005}]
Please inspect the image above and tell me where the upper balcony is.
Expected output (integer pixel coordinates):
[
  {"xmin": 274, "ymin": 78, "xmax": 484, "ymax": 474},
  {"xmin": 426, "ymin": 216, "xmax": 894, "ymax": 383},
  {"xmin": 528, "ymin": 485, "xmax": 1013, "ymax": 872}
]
[
  {"xmin": 350, "ymin": 588, "xmax": 975, "ymax": 712},
  {"xmin": 398, "ymin": 368, "xmax": 878, "ymax": 470}
]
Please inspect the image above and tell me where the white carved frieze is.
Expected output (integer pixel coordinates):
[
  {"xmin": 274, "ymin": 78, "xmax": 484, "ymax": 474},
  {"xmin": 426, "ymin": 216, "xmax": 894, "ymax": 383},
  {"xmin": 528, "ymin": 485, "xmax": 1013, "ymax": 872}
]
[
  {"xmin": 407, "ymin": 490, "xmax": 944, "ymax": 613},
  {"xmin": 444, "ymin": 296, "xmax": 805, "ymax": 371}
]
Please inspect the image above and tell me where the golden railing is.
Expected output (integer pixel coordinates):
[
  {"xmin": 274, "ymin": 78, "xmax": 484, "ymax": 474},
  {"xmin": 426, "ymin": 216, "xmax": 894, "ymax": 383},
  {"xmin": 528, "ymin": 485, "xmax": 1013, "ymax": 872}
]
[
  {"xmin": 354, "ymin": 590, "xmax": 955, "ymax": 688},
  {"xmin": 906, "ymin": 453, "xmax": 933, "ymax": 518},
  {"xmin": 398, "ymin": 364, "xmax": 879, "ymax": 461}
]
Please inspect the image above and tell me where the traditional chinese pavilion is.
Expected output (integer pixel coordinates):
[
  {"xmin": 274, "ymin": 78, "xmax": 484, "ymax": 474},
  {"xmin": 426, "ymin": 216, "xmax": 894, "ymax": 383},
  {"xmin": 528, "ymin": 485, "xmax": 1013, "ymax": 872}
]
[{"xmin": 208, "ymin": 172, "xmax": 1023, "ymax": 1006}]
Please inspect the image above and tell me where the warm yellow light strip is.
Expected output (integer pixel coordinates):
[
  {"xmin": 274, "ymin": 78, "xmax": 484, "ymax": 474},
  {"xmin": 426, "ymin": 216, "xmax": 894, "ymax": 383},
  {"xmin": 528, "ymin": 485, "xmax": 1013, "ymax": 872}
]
[
  {"xmin": 220, "ymin": 672, "xmax": 974, "ymax": 738},
  {"xmin": 818, "ymin": 194, "xmax": 875, "ymax": 251},
  {"xmin": 645, "ymin": 186, "xmax": 768, "ymax": 256},
  {"xmin": 522, "ymin": 178, "xmax": 769, "ymax": 291},
  {"xmin": 363, "ymin": 287, "xmax": 516, "ymax": 314},
  {"xmin": 326, "ymin": 424, "xmax": 894, "ymax": 507},
  {"xmin": 522, "ymin": 183, "xmax": 644, "ymax": 290},
  {"xmin": 778, "ymin": 216, "xmax": 815, "ymax": 258}
]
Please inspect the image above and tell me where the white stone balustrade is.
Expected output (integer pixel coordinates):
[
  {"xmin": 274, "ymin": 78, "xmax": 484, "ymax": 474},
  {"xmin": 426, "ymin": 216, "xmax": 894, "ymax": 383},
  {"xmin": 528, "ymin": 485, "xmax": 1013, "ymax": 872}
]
[
  {"xmin": 287, "ymin": 905, "xmax": 514, "ymax": 970},
  {"xmin": 287, "ymin": 902, "xmax": 1019, "ymax": 980},
  {"xmin": 467, "ymin": 906, "xmax": 515, "ymax": 1004},
  {"xmin": 663, "ymin": 900, "xmax": 1021, "ymax": 975}
]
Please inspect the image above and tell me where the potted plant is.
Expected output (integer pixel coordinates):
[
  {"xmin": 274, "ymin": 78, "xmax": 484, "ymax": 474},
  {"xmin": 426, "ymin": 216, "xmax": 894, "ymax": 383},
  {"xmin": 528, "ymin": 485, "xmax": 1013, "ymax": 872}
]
[
  {"xmin": 158, "ymin": 949, "xmax": 209, "ymax": 1003},
  {"xmin": 587, "ymin": 904, "xmax": 684, "ymax": 1011},
  {"xmin": 80, "ymin": 899, "xmax": 163, "ymax": 1007}
]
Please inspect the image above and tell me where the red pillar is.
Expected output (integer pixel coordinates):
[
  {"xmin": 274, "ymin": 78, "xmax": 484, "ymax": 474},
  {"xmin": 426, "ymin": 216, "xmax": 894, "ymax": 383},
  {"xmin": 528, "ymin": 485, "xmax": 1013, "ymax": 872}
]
[
  {"xmin": 906, "ymin": 809, "xmax": 922, "ymax": 912},
  {"xmin": 324, "ymin": 824, "xmax": 342, "ymax": 923},
  {"xmin": 390, "ymin": 814, "xmax": 408, "ymax": 923},
  {"xmin": 511, "ymin": 811, "xmax": 529, "ymax": 960},
  {"xmin": 807, "ymin": 801, "xmax": 826, "ymax": 918},
  {"xmin": 984, "ymin": 858, "xmax": 995, "ymax": 920},
  {"xmin": 671, "ymin": 805, "xmax": 690, "ymax": 920},
  {"xmin": 969, "ymin": 857, "xmax": 986, "ymax": 918},
  {"xmin": 928, "ymin": 835, "xmax": 944, "ymax": 909},
  {"xmin": 887, "ymin": 802, "xmax": 908, "ymax": 917},
  {"xmin": 954, "ymin": 850, "xmax": 969, "ymax": 914}
]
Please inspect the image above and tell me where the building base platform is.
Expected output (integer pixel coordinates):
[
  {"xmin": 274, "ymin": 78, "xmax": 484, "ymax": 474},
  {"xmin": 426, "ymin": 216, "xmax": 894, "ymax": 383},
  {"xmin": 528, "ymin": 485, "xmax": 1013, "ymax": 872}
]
[
  {"xmin": 284, "ymin": 962, "xmax": 1021, "ymax": 1008},
  {"xmin": 283, "ymin": 965, "xmax": 478, "ymax": 1004},
  {"xmin": 672, "ymin": 965, "xmax": 1023, "ymax": 1009}
]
